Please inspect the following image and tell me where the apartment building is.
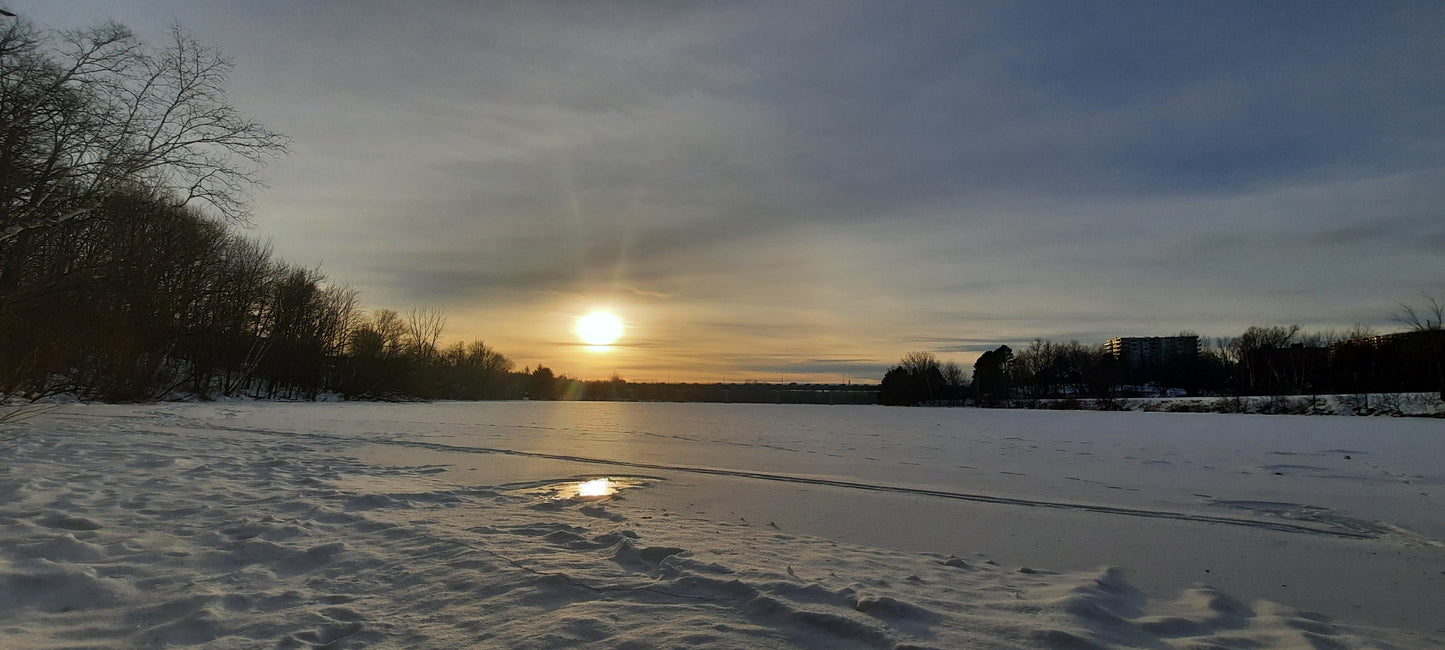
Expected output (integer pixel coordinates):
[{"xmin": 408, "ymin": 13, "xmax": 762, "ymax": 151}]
[{"xmin": 1104, "ymin": 335, "xmax": 1200, "ymax": 369}]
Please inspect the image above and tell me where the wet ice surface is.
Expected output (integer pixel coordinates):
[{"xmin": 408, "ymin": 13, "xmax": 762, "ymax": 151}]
[
  {"xmin": 1, "ymin": 401, "xmax": 1441, "ymax": 647},
  {"xmin": 239, "ymin": 401, "xmax": 1445, "ymax": 540},
  {"xmin": 508, "ymin": 476, "xmax": 653, "ymax": 502}
]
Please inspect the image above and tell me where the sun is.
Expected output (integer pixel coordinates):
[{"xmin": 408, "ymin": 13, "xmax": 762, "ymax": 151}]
[{"xmin": 576, "ymin": 311, "xmax": 623, "ymax": 346}]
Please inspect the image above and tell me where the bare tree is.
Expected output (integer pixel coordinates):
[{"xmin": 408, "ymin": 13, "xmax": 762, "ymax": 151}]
[
  {"xmin": 404, "ymin": 307, "xmax": 446, "ymax": 362},
  {"xmin": 881, "ymin": 351, "xmax": 951, "ymax": 405},
  {"xmin": 1232, "ymin": 325, "xmax": 1301, "ymax": 352},
  {"xmin": 0, "ymin": 19, "xmax": 286, "ymax": 247},
  {"xmin": 940, "ymin": 361, "xmax": 964, "ymax": 387},
  {"xmin": 1396, "ymin": 294, "xmax": 1444, "ymax": 332},
  {"xmin": 899, "ymin": 351, "xmax": 940, "ymax": 376},
  {"xmin": 1395, "ymin": 293, "xmax": 1445, "ymax": 400},
  {"xmin": 464, "ymin": 339, "xmax": 513, "ymax": 374},
  {"xmin": 369, "ymin": 309, "xmax": 408, "ymax": 359},
  {"xmin": 1229, "ymin": 325, "xmax": 1302, "ymax": 395}
]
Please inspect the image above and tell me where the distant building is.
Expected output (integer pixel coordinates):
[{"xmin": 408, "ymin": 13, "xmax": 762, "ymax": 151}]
[
  {"xmin": 1332, "ymin": 330, "xmax": 1439, "ymax": 352},
  {"xmin": 1104, "ymin": 336, "xmax": 1199, "ymax": 370},
  {"xmin": 1330, "ymin": 330, "xmax": 1445, "ymax": 394}
]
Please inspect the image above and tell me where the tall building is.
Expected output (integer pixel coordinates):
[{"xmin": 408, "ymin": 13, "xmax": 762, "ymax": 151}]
[{"xmin": 1105, "ymin": 336, "xmax": 1199, "ymax": 370}]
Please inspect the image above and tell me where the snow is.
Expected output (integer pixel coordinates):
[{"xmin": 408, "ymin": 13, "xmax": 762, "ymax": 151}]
[{"xmin": 2, "ymin": 402, "xmax": 1441, "ymax": 648}]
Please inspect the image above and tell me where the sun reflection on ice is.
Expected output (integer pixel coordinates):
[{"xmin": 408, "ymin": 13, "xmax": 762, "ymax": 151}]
[
  {"xmin": 520, "ymin": 476, "xmax": 647, "ymax": 503},
  {"xmin": 576, "ymin": 478, "xmax": 613, "ymax": 498}
]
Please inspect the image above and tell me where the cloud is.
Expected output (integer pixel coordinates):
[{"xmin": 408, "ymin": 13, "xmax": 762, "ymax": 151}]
[{"xmin": 16, "ymin": 0, "xmax": 1445, "ymax": 380}]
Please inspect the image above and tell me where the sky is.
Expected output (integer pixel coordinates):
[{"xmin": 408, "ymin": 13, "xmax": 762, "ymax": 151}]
[{"xmin": 10, "ymin": 1, "xmax": 1445, "ymax": 382}]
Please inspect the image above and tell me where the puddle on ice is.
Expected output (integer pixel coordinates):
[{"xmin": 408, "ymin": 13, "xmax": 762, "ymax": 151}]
[
  {"xmin": 576, "ymin": 478, "xmax": 612, "ymax": 497},
  {"xmin": 511, "ymin": 476, "xmax": 652, "ymax": 502}
]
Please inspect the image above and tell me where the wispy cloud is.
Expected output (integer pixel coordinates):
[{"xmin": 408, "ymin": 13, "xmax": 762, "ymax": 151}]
[{"xmin": 17, "ymin": 0, "xmax": 1445, "ymax": 380}]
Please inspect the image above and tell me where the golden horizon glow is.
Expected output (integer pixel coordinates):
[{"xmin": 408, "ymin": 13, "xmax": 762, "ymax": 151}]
[{"xmin": 577, "ymin": 311, "xmax": 623, "ymax": 346}]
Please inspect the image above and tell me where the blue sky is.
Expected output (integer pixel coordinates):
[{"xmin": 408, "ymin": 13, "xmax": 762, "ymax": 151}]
[{"xmin": 11, "ymin": 0, "xmax": 1444, "ymax": 381}]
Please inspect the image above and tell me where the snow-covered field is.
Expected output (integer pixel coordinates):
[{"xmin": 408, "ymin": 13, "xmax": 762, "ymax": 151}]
[{"xmin": 2, "ymin": 402, "xmax": 1441, "ymax": 648}]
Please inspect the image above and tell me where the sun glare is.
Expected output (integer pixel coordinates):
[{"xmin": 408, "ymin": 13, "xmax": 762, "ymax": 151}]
[
  {"xmin": 576, "ymin": 478, "xmax": 613, "ymax": 497},
  {"xmin": 577, "ymin": 311, "xmax": 623, "ymax": 346}
]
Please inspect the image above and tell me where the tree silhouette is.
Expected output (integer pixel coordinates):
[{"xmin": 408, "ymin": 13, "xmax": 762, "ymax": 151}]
[
  {"xmin": 528, "ymin": 365, "xmax": 558, "ymax": 400},
  {"xmin": 0, "ymin": 19, "xmax": 287, "ymax": 249},
  {"xmin": 972, "ymin": 345, "xmax": 1012, "ymax": 403},
  {"xmin": 1395, "ymin": 295, "xmax": 1445, "ymax": 400},
  {"xmin": 880, "ymin": 351, "xmax": 962, "ymax": 405}
]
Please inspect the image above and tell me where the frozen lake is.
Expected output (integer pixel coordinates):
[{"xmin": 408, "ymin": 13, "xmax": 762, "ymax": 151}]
[
  {"xmin": 145, "ymin": 401, "xmax": 1444, "ymax": 632},
  {"xmin": 5, "ymin": 401, "xmax": 1443, "ymax": 646}
]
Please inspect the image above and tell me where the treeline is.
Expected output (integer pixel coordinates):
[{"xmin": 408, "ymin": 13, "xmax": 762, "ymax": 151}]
[
  {"xmin": 881, "ymin": 317, "xmax": 1445, "ymax": 407},
  {"xmin": 0, "ymin": 18, "xmax": 565, "ymax": 402},
  {"xmin": 0, "ymin": 188, "xmax": 539, "ymax": 401}
]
